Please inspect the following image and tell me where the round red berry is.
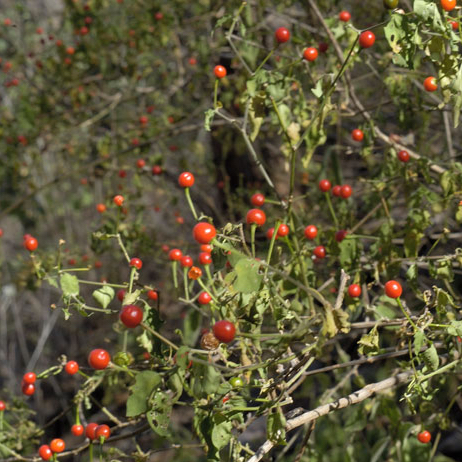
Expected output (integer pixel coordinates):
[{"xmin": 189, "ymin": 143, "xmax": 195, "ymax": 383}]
[
  {"xmin": 88, "ymin": 349, "xmax": 111, "ymax": 370},
  {"xmin": 303, "ymin": 47, "xmax": 318, "ymax": 62},
  {"xmin": 359, "ymin": 30, "xmax": 375, "ymax": 48},
  {"xmin": 152, "ymin": 165, "xmax": 162, "ymax": 175},
  {"xmin": 169, "ymin": 248, "xmax": 183, "ymax": 261},
  {"xmin": 319, "ymin": 179, "xmax": 331, "ymax": 192},
  {"xmin": 340, "ymin": 184, "xmax": 352, "ymax": 199},
  {"xmin": 95, "ymin": 424, "xmax": 111, "ymax": 440},
  {"xmin": 86, "ymin": 422, "xmax": 98, "ymax": 440},
  {"xmin": 198, "ymin": 292, "xmax": 212, "ymax": 305},
  {"xmin": 348, "ymin": 284, "xmax": 362, "ymax": 298},
  {"xmin": 275, "ymin": 27, "xmax": 290, "ymax": 43},
  {"xmin": 397, "ymin": 150, "xmax": 410, "ymax": 162},
  {"xmin": 441, "ymin": 0, "xmax": 456, "ymax": 11},
  {"xmin": 136, "ymin": 159, "xmax": 146, "ymax": 168},
  {"xmin": 113, "ymin": 195, "xmax": 124, "ymax": 207},
  {"xmin": 120, "ymin": 305, "xmax": 143, "ymax": 328},
  {"xmin": 417, "ymin": 430, "xmax": 431, "ymax": 444},
  {"xmin": 23, "ymin": 372, "xmax": 36, "ymax": 384},
  {"xmin": 0, "ymin": 401, "xmax": 5, "ymax": 411},
  {"xmin": 214, "ymin": 65, "xmax": 227, "ymax": 79},
  {"xmin": 384, "ymin": 280, "xmax": 402, "ymax": 298},
  {"xmin": 147, "ymin": 290, "xmax": 158, "ymax": 300},
  {"xmin": 246, "ymin": 209, "xmax": 266, "ymax": 226},
  {"xmin": 351, "ymin": 128, "xmax": 364, "ymax": 142},
  {"xmin": 38, "ymin": 445, "xmax": 53, "ymax": 461},
  {"xmin": 335, "ymin": 230, "xmax": 348, "ymax": 242},
  {"xmin": 22, "ymin": 382, "xmax": 35, "ymax": 396},
  {"xmin": 71, "ymin": 424, "xmax": 84, "ymax": 436},
  {"xmin": 50, "ymin": 438, "xmax": 65, "ymax": 453},
  {"xmin": 313, "ymin": 245, "xmax": 326, "ymax": 259},
  {"xmin": 96, "ymin": 203, "xmax": 106, "ymax": 213},
  {"xmin": 213, "ymin": 320, "xmax": 236, "ymax": 343},
  {"xmin": 129, "ymin": 257, "xmax": 142, "ymax": 270},
  {"xmin": 65, "ymin": 361, "xmax": 79, "ymax": 375},
  {"xmin": 193, "ymin": 222, "xmax": 217, "ymax": 244},
  {"xmin": 339, "ymin": 11, "xmax": 351, "ymax": 22},
  {"xmin": 24, "ymin": 237, "xmax": 38, "ymax": 251},
  {"xmin": 332, "ymin": 185, "xmax": 342, "ymax": 197},
  {"xmin": 251, "ymin": 193, "xmax": 265, "ymax": 207},
  {"xmin": 178, "ymin": 172, "xmax": 195, "ymax": 188},
  {"xmin": 117, "ymin": 289, "xmax": 126, "ymax": 302},
  {"xmin": 180, "ymin": 255, "xmax": 193, "ymax": 268},
  {"xmin": 423, "ymin": 76, "xmax": 438, "ymax": 92},
  {"xmin": 198, "ymin": 252, "xmax": 212, "ymax": 265},
  {"xmin": 277, "ymin": 223, "xmax": 289, "ymax": 237},
  {"xmin": 304, "ymin": 225, "xmax": 318, "ymax": 240}
]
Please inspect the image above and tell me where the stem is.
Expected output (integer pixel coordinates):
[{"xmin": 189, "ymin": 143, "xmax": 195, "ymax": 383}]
[
  {"xmin": 396, "ymin": 297, "xmax": 418, "ymax": 332},
  {"xmin": 0, "ymin": 411, "xmax": 3, "ymax": 431},
  {"xmin": 115, "ymin": 233, "xmax": 130, "ymax": 263},
  {"xmin": 184, "ymin": 187, "xmax": 198, "ymax": 220},
  {"xmin": 128, "ymin": 267, "xmax": 136, "ymax": 293},
  {"xmin": 89, "ymin": 442, "xmax": 94, "ymax": 462},
  {"xmin": 325, "ymin": 192, "xmax": 339, "ymax": 228},
  {"xmin": 250, "ymin": 224, "xmax": 257, "ymax": 257},
  {"xmin": 141, "ymin": 322, "xmax": 179, "ymax": 351},
  {"xmin": 76, "ymin": 279, "xmax": 127, "ymax": 288},
  {"xmin": 122, "ymin": 330, "xmax": 128, "ymax": 352},
  {"xmin": 171, "ymin": 261, "xmax": 178, "ymax": 289},
  {"xmin": 183, "ymin": 267, "xmax": 189, "ymax": 300},
  {"xmin": 264, "ymin": 220, "xmax": 280, "ymax": 279},
  {"xmin": 254, "ymin": 47, "xmax": 275, "ymax": 74},
  {"xmin": 213, "ymin": 79, "xmax": 219, "ymax": 108},
  {"xmin": 196, "ymin": 278, "xmax": 219, "ymax": 304}
]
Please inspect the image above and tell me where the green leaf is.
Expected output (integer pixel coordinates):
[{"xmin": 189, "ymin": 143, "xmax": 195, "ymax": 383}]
[
  {"xmin": 422, "ymin": 344, "xmax": 439, "ymax": 370},
  {"xmin": 267, "ymin": 409, "xmax": 287, "ymax": 446},
  {"xmin": 60, "ymin": 273, "xmax": 79, "ymax": 297},
  {"xmin": 233, "ymin": 258, "xmax": 262, "ymax": 293},
  {"xmin": 92, "ymin": 285, "xmax": 115, "ymax": 309},
  {"xmin": 204, "ymin": 108, "xmax": 217, "ymax": 132},
  {"xmin": 147, "ymin": 390, "xmax": 172, "ymax": 437},
  {"xmin": 211, "ymin": 413, "xmax": 233, "ymax": 450},
  {"xmin": 446, "ymin": 320, "xmax": 462, "ymax": 337},
  {"xmin": 192, "ymin": 362, "xmax": 222, "ymax": 398},
  {"xmin": 413, "ymin": 330, "xmax": 426, "ymax": 356},
  {"xmin": 123, "ymin": 289, "xmax": 141, "ymax": 306},
  {"xmin": 358, "ymin": 325, "xmax": 380, "ymax": 356},
  {"xmin": 126, "ymin": 371, "xmax": 161, "ymax": 417}
]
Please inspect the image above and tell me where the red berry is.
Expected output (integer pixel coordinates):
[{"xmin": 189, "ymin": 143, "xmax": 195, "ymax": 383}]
[
  {"xmin": 71, "ymin": 424, "xmax": 84, "ymax": 436},
  {"xmin": 340, "ymin": 184, "xmax": 352, "ymax": 199},
  {"xmin": 359, "ymin": 30, "xmax": 375, "ymax": 48},
  {"xmin": 449, "ymin": 20, "xmax": 459, "ymax": 31},
  {"xmin": 351, "ymin": 128, "xmax": 364, "ymax": 142},
  {"xmin": 303, "ymin": 47, "xmax": 318, "ymax": 62},
  {"xmin": 117, "ymin": 289, "xmax": 125, "ymax": 302},
  {"xmin": 154, "ymin": 11, "xmax": 163, "ymax": 20},
  {"xmin": 246, "ymin": 209, "xmax": 266, "ymax": 226},
  {"xmin": 139, "ymin": 115, "xmax": 148, "ymax": 125},
  {"xmin": 266, "ymin": 227, "xmax": 279, "ymax": 240},
  {"xmin": 66, "ymin": 46, "xmax": 75, "ymax": 55},
  {"xmin": 339, "ymin": 11, "xmax": 351, "ymax": 22},
  {"xmin": 319, "ymin": 179, "xmax": 331, "ymax": 192},
  {"xmin": 129, "ymin": 257, "xmax": 142, "ymax": 270},
  {"xmin": 397, "ymin": 150, "xmax": 410, "ymax": 162},
  {"xmin": 96, "ymin": 203, "xmax": 106, "ymax": 213},
  {"xmin": 423, "ymin": 76, "xmax": 438, "ymax": 92},
  {"xmin": 86, "ymin": 422, "xmax": 98, "ymax": 440},
  {"xmin": 213, "ymin": 320, "xmax": 236, "ymax": 343},
  {"xmin": 277, "ymin": 223, "xmax": 289, "ymax": 237},
  {"xmin": 113, "ymin": 195, "xmax": 124, "ymax": 206},
  {"xmin": 214, "ymin": 65, "xmax": 227, "ymax": 79},
  {"xmin": 201, "ymin": 244, "xmax": 213, "ymax": 253},
  {"xmin": 180, "ymin": 255, "xmax": 193, "ymax": 267},
  {"xmin": 441, "ymin": 0, "xmax": 456, "ymax": 11},
  {"xmin": 50, "ymin": 438, "xmax": 65, "ymax": 453},
  {"xmin": 384, "ymin": 280, "xmax": 402, "ymax": 298},
  {"xmin": 95, "ymin": 424, "xmax": 111, "ymax": 440},
  {"xmin": 417, "ymin": 430, "xmax": 432, "ymax": 444},
  {"xmin": 193, "ymin": 222, "xmax": 217, "ymax": 244},
  {"xmin": 348, "ymin": 284, "xmax": 362, "ymax": 298},
  {"xmin": 332, "ymin": 185, "xmax": 342, "ymax": 197},
  {"xmin": 313, "ymin": 245, "xmax": 326, "ymax": 259},
  {"xmin": 22, "ymin": 382, "xmax": 35, "ymax": 396},
  {"xmin": 120, "ymin": 305, "xmax": 143, "ymax": 328},
  {"xmin": 147, "ymin": 290, "xmax": 158, "ymax": 300},
  {"xmin": 38, "ymin": 445, "xmax": 53, "ymax": 461},
  {"xmin": 251, "ymin": 193, "xmax": 265, "ymax": 207},
  {"xmin": 0, "ymin": 401, "xmax": 5, "ymax": 411},
  {"xmin": 335, "ymin": 230, "xmax": 348, "ymax": 242},
  {"xmin": 169, "ymin": 248, "xmax": 183, "ymax": 261},
  {"xmin": 24, "ymin": 237, "xmax": 38, "ymax": 251},
  {"xmin": 88, "ymin": 349, "xmax": 111, "ymax": 370},
  {"xmin": 198, "ymin": 252, "xmax": 212, "ymax": 265},
  {"xmin": 65, "ymin": 360, "xmax": 79, "ymax": 375},
  {"xmin": 275, "ymin": 27, "xmax": 290, "ymax": 43},
  {"xmin": 318, "ymin": 42, "xmax": 329, "ymax": 53},
  {"xmin": 178, "ymin": 172, "xmax": 195, "ymax": 188},
  {"xmin": 136, "ymin": 159, "xmax": 146, "ymax": 168},
  {"xmin": 198, "ymin": 292, "xmax": 212, "ymax": 305},
  {"xmin": 304, "ymin": 225, "xmax": 318, "ymax": 240},
  {"xmin": 151, "ymin": 165, "xmax": 162, "ymax": 175},
  {"xmin": 23, "ymin": 372, "xmax": 36, "ymax": 384}
]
